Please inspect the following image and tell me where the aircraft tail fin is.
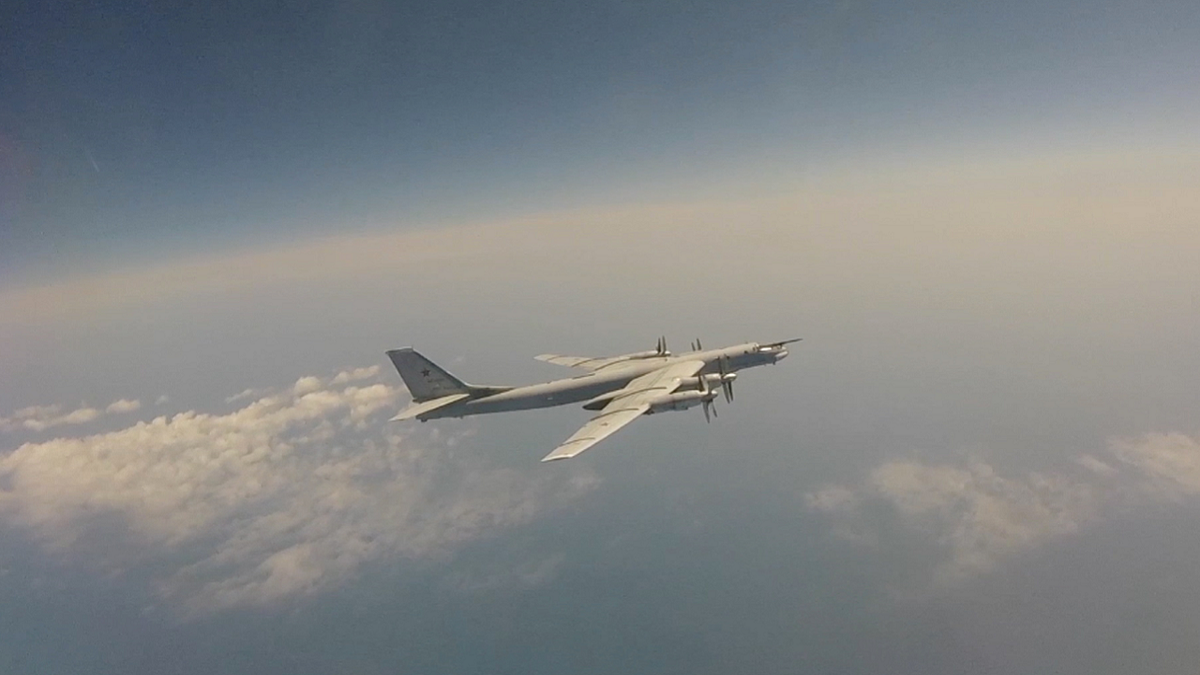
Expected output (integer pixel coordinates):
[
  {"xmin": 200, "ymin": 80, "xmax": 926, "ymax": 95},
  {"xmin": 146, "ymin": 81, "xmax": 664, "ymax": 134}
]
[{"xmin": 386, "ymin": 348, "xmax": 472, "ymax": 402}]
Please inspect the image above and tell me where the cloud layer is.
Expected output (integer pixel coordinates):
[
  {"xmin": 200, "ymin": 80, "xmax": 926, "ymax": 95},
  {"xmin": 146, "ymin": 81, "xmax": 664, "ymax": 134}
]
[
  {"xmin": 0, "ymin": 369, "xmax": 596, "ymax": 615},
  {"xmin": 807, "ymin": 432, "xmax": 1200, "ymax": 587}
]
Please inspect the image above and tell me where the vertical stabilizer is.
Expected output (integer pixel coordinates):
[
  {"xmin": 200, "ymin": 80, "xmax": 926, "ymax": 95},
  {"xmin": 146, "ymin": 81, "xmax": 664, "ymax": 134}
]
[{"xmin": 386, "ymin": 348, "xmax": 471, "ymax": 402}]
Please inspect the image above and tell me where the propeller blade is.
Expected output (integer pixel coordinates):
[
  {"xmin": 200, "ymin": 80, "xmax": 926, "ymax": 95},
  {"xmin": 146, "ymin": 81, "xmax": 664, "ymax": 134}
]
[
  {"xmin": 697, "ymin": 375, "xmax": 714, "ymax": 423},
  {"xmin": 719, "ymin": 357, "xmax": 733, "ymax": 402},
  {"xmin": 696, "ymin": 338, "xmax": 702, "ymax": 351}
]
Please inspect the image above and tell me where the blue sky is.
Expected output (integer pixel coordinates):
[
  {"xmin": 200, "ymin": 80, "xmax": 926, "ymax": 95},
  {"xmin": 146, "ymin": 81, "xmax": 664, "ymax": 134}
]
[{"xmin": 2, "ymin": 1, "xmax": 1200, "ymax": 673}]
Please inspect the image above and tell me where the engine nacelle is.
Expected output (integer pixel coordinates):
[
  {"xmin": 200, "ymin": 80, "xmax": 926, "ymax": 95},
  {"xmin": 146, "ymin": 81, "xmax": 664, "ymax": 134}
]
[
  {"xmin": 645, "ymin": 390, "xmax": 714, "ymax": 414},
  {"xmin": 617, "ymin": 350, "xmax": 666, "ymax": 361},
  {"xmin": 582, "ymin": 373, "xmax": 733, "ymax": 411},
  {"xmin": 675, "ymin": 372, "xmax": 736, "ymax": 392}
]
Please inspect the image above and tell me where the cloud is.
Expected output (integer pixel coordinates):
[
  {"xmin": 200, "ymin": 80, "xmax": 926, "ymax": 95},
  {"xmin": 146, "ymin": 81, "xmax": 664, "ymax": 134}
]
[
  {"xmin": 105, "ymin": 399, "xmax": 141, "ymax": 414},
  {"xmin": 291, "ymin": 376, "xmax": 323, "ymax": 395},
  {"xmin": 1, "ymin": 404, "xmax": 102, "ymax": 432},
  {"xmin": 0, "ymin": 371, "xmax": 597, "ymax": 616},
  {"xmin": 1, "ymin": 398, "xmax": 147, "ymax": 432},
  {"xmin": 1111, "ymin": 432, "xmax": 1200, "ymax": 496},
  {"xmin": 224, "ymin": 388, "xmax": 262, "ymax": 404},
  {"xmin": 807, "ymin": 432, "xmax": 1200, "ymax": 586},
  {"xmin": 331, "ymin": 365, "xmax": 380, "ymax": 384},
  {"xmin": 11, "ymin": 404, "xmax": 61, "ymax": 420}
]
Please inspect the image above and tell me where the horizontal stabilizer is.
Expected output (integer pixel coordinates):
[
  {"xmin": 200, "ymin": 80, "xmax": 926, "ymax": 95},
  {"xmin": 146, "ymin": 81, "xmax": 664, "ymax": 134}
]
[{"xmin": 390, "ymin": 393, "xmax": 471, "ymax": 421}]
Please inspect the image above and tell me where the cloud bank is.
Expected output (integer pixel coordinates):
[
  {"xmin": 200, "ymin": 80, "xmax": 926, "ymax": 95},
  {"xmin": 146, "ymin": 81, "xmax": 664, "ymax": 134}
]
[
  {"xmin": 0, "ymin": 368, "xmax": 597, "ymax": 615},
  {"xmin": 807, "ymin": 432, "xmax": 1200, "ymax": 587}
]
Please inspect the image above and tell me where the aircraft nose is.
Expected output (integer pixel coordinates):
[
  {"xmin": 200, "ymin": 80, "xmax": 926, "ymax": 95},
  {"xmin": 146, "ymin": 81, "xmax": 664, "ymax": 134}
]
[{"xmin": 774, "ymin": 348, "xmax": 789, "ymax": 361}]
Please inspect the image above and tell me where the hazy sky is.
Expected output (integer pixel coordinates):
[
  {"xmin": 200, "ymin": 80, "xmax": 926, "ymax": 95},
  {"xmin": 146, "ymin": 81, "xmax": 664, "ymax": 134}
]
[
  {"xmin": 4, "ymin": 0, "xmax": 1198, "ymax": 281},
  {"xmin": 2, "ymin": 1, "xmax": 1200, "ymax": 673}
]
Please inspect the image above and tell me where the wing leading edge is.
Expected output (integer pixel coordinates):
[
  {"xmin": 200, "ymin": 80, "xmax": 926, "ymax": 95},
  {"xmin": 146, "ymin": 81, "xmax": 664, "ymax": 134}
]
[
  {"xmin": 541, "ymin": 360, "xmax": 705, "ymax": 462},
  {"xmin": 534, "ymin": 354, "xmax": 608, "ymax": 370}
]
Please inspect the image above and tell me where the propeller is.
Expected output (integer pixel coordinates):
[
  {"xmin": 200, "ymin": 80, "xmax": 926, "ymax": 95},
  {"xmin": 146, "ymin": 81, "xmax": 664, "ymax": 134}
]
[
  {"xmin": 698, "ymin": 372, "xmax": 717, "ymax": 423},
  {"xmin": 691, "ymin": 338, "xmax": 703, "ymax": 352},
  {"xmin": 656, "ymin": 336, "xmax": 670, "ymax": 356},
  {"xmin": 717, "ymin": 357, "xmax": 734, "ymax": 403}
]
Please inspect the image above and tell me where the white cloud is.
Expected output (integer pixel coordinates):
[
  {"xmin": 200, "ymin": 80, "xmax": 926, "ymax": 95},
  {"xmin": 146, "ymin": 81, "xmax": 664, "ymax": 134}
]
[
  {"xmin": 807, "ymin": 432, "xmax": 1200, "ymax": 586},
  {"xmin": 57, "ymin": 407, "xmax": 101, "ymax": 426},
  {"xmin": 12, "ymin": 404, "xmax": 61, "ymax": 420},
  {"xmin": 2, "ymin": 399, "xmax": 142, "ymax": 432},
  {"xmin": 2, "ymin": 404, "xmax": 102, "ymax": 432},
  {"xmin": 0, "ymin": 370, "xmax": 597, "ymax": 615},
  {"xmin": 292, "ymin": 376, "xmax": 323, "ymax": 395},
  {"xmin": 1111, "ymin": 432, "xmax": 1200, "ymax": 496},
  {"xmin": 1076, "ymin": 454, "xmax": 1118, "ymax": 476},
  {"xmin": 105, "ymin": 398, "xmax": 141, "ymax": 414},
  {"xmin": 869, "ymin": 460, "xmax": 1097, "ymax": 582},
  {"xmin": 331, "ymin": 365, "xmax": 381, "ymax": 384},
  {"xmin": 224, "ymin": 388, "xmax": 261, "ymax": 404}
]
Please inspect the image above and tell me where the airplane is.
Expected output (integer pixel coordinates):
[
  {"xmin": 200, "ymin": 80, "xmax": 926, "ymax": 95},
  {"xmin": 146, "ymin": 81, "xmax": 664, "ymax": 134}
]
[{"xmin": 385, "ymin": 337, "xmax": 798, "ymax": 462}]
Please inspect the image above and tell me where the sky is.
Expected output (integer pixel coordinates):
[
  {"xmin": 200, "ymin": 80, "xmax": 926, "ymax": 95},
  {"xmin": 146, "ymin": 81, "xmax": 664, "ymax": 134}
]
[{"xmin": 2, "ymin": 0, "xmax": 1200, "ymax": 673}]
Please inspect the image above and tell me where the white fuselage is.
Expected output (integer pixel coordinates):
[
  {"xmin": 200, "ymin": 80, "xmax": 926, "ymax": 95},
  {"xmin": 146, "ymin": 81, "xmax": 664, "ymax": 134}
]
[{"xmin": 419, "ymin": 342, "xmax": 788, "ymax": 420}]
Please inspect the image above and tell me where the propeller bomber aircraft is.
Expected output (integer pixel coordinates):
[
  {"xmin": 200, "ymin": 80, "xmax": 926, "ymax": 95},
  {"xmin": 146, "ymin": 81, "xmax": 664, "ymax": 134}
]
[{"xmin": 386, "ymin": 337, "xmax": 799, "ymax": 462}]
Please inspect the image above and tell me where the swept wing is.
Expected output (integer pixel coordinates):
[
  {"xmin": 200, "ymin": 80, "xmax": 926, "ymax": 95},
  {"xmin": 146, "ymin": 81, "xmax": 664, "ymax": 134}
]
[
  {"xmin": 541, "ymin": 360, "xmax": 705, "ymax": 462},
  {"xmin": 535, "ymin": 337, "xmax": 671, "ymax": 371},
  {"xmin": 534, "ymin": 354, "xmax": 614, "ymax": 370}
]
